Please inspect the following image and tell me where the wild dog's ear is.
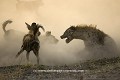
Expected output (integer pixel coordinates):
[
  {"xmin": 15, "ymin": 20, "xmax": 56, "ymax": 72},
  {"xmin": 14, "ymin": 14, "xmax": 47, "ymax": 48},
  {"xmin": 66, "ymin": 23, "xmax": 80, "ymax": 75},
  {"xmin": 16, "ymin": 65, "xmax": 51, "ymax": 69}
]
[
  {"xmin": 70, "ymin": 26, "xmax": 76, "ymax": 31},
  {"xmin": 37, "ymin": 24, "xmax": 45, "ymax": 32},
  {"xmin": 25, "ymin": 22, "xmax": 31, "ymax": 30}
]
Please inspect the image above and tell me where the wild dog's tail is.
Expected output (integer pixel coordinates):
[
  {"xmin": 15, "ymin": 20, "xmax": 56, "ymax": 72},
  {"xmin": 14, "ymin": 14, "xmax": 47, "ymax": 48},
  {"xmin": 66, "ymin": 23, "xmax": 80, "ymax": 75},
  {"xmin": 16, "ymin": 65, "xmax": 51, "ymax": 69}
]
[{"xmin": 2, "ymin": 20, "xmax": 12, "ymax": 33}]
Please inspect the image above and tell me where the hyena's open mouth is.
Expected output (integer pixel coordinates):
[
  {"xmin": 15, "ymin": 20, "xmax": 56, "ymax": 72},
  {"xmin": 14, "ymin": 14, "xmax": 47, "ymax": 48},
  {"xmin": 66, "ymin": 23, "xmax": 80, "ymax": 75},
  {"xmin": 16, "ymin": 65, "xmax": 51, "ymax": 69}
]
[{"xmin": 60, "ymin": 35, "xmax": 73, "ymax": 43}]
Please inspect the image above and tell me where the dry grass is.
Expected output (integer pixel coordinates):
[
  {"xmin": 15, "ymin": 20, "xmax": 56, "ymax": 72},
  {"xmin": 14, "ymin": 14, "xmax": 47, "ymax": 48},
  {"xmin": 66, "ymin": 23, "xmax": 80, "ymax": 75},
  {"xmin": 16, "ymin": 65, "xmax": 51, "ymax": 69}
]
[{"xmin": 0, "ymin": 57, "xmax": 120, "ymax": 80}]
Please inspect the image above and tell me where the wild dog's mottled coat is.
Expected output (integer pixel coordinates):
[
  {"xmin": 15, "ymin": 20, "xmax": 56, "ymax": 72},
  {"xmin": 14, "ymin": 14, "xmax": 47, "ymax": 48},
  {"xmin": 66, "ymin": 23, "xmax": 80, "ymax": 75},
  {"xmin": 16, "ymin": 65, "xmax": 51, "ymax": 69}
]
[{"xmin": 16, "ymin": 22, "xmax": 45, "ymax": 65}]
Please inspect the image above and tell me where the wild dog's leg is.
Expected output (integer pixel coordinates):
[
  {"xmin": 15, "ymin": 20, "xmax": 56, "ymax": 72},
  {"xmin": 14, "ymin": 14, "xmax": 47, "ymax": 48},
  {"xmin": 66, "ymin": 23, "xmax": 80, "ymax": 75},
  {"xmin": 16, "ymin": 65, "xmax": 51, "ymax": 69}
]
[
  {"xmin": 26, "ymin": 51, "xmax": 30, "ymax": 64},
  {"xmin": 33, "ymin": 49, "xmax": 39, "ymax": 65},
  {"xmin": 16, "ymin": 47, "xmax": 24, "ymax": 58}
]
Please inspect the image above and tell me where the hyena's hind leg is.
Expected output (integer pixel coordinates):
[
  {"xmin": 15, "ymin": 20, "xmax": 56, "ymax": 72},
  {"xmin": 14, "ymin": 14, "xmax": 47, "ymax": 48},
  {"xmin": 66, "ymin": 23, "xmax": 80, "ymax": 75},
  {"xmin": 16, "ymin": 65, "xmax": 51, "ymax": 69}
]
[{"xmin": 16, "ymin": 47, "xmax": 24, "ymax": 58}]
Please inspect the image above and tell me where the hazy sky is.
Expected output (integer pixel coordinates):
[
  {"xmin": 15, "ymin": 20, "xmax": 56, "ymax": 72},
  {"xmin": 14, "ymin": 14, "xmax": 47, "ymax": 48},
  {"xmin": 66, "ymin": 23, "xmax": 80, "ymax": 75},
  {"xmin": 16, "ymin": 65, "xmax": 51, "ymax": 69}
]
[
  {"xmin": 0, "ymin": 0, "xmax": 120, "ymax": 66},
  {"xmin": 0, "ymin": 0, "xmax": 120, "ymax": 39}
]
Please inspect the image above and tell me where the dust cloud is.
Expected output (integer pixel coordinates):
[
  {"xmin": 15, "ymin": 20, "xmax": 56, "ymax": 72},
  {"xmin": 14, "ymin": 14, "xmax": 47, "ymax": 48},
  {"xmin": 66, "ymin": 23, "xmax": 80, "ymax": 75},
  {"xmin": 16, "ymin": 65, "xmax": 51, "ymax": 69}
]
[{"xmin": 0, "ymin": 0, "xmax": 120, "ymax": 66}]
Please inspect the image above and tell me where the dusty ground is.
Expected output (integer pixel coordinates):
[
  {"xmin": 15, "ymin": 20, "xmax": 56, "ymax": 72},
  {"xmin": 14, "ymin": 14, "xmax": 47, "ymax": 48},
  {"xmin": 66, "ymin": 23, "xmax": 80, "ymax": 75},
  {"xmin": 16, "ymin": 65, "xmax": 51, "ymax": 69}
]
[{"xmin": 0, "ymin": 57, "xmax": 120, "ymax": 80}]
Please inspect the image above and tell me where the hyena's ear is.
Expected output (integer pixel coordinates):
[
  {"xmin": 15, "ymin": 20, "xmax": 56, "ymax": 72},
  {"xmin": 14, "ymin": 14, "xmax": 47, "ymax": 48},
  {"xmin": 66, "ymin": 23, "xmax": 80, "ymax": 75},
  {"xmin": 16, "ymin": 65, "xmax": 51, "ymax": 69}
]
[
  {"xmin": 70, "ymin": 26, "xmax": 76, "ymax": 31},
  {"xmin": 25, "ymin": 22, "xmax": 31, "ymax": 30}
]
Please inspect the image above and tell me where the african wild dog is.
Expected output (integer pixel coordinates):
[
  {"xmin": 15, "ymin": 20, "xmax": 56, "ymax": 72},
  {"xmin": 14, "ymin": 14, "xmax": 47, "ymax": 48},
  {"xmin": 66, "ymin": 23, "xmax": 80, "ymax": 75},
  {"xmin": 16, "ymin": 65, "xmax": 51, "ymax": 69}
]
[
  {"xmin": 16, "ymin": 22, "xmax": 45, "ymax": 65},
  {"xmin": 2, "ymin": 19, "xmax": 25, "ymax": 42}
]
